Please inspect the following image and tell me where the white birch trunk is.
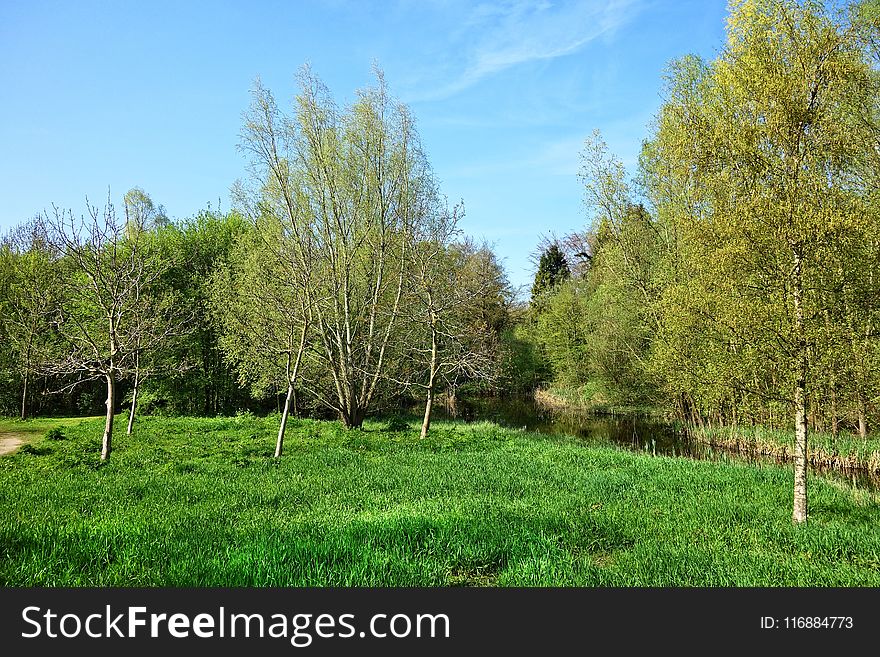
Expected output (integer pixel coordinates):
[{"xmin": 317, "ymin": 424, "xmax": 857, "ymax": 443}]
[
  {"xmin": 792, "ymin": 250, "xmax": 808, "ymax": 524},
  {"xmin": 127, "ymin": 352, "xmax": 140, "ymax": 436},
  {"xmin": 276, "ymin": 383, "xmax": 294, "ymax": 458},
  {"xmin": 101, "ymin": 373, "xmax": 116, "ymax": 462}
]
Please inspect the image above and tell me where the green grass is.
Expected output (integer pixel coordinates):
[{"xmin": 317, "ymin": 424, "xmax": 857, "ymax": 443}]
[
  {"xmin": 693, "ymin": 425, "xmax": 880, "ymax": 473},
  {"xmin": 1, "ymin": 413, "xmax": 879, "ymax": 586},
  {"xmin": 0, "ymin": 415, "xmax": 99, "ymax": 439},
  {"xmin": 536, "ymin": 385, "xmax": 660, "ymax": 416}
]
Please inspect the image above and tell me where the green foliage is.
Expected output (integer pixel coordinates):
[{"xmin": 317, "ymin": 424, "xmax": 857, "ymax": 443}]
[
  {"xmin": 208, "ymin": 220, "xmax": 296, "ymax": 400},
  {"xmin": 146, "ymin": 209, "xmax": 251, "ymax": 416},
  {"xmin": 382, "ymin": 415, "xmax": 411, "ymax": 432},
  {"xmin": 534, "ymin": 278, "xmax": 592, "ymax": 386},
  {"xmin": 0, "ymin": 222, "xmax": 58, "ymax": 418},
  {"xmin": 235, "ymin": 69, "xmax": 448, "ymax": 428},
  {"xmin": 641, "ymin": 0, "xmax": 880, "ymax": 434},
  {"xmin": 519, "ymin": 0, "xmax": 880, "ymax": 444},
  {"xmin": 496, "ymin": 316, "xmax": 552, "ymax": 393},
  {"xmin": 527, "ymin": 152, "xmax": 662, "ymax": 405},
  {"xmin": 530, "ymin": 244, "xmax": 570, "ymax": 307}
]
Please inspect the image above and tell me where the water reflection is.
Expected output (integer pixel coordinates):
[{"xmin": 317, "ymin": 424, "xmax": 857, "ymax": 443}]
[{"xmin": 427, "ymin": 395, "xmax": 879, "ymax": 492}]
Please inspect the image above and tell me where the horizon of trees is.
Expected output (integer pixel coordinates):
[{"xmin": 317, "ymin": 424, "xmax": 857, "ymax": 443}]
[
  {"xmin": 2, "ymin": 0, "xmax": 879, "ymax": 522},
  {"xmin": 0, "ymin": 68, "xmax": 515, "ymax": 457},
  {"xmin": 526, "ymin": 0, "xmax": 880, "ymax": 523}
]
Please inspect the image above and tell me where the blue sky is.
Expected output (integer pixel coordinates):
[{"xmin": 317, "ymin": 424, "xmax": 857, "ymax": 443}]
[{"xmin": 0, "ymin": 0, "xmax": 728, "ymax": 294}]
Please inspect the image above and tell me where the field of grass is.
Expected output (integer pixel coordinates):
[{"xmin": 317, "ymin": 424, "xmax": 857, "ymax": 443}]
[
  {"xmin": 692, "ymin": 425, "xmax": 880, "ymax": 473},
  {"xmin": 1, "ymin": 413, "xmax": 879, "ymax": 586}
]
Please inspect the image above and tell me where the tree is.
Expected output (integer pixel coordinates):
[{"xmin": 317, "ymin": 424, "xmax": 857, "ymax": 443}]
[
  {"xmin": 0, "ymin": 220, "xmax": 57, "ymax": 419},
  {"xmin": 530, "ymin": 244, "xmax": 570, "ymax": 306},
  {"xmin": 527, "ymin": 131, "xmax": 665, "ymax": 405},
  {"xmin": 646, "ymin": 0, "xmax": 877, "ymax": 522},
  {"xmin": 40, "ymin": 197, "xmax": 181, "ymax": 461},
  {"xmin": 533, "ymin": 278, "xmax": 593, "ymax": 387},
  {"xmin": 120, "ymin": 188, "xmax": 180, "ymax": 435},
  {"xmin": 124, "ymin": 187, "xmax": 169, "ymax": 233},
  {"xmin": 405, "ymin": 216, "xmax": 503, "ymax": 438},
  {"xmin": 237, "ymin": 67, "xmax": 440, "ymax": 429},
  {"xmin": 150, "ymin": 209, "xmax": 249, "ymax": 417},
  {"xmin": 210, "ymin": 218, "xmax": 311, "ymax": 457},
  {"xmin": 577, "ymin": 132, "xmax": 666, "ymax": 404}
]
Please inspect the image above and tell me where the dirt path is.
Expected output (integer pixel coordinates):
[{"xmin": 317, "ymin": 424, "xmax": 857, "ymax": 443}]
[{"xmin": 0, "ymin": 433, "xmax": 25, "ymax": 456}]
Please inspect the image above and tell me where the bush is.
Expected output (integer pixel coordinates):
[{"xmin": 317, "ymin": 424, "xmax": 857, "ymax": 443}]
[
  {"xmin": 44, "ymin": 427, "xmax": 65, "ymax": 441},
  {"xmin": 18, "ymin": 443, "xmax": 53, "ymax": 456},
  {"xmin": 382, "ymin": 416, "xmax": 410, "ymax": 432}
]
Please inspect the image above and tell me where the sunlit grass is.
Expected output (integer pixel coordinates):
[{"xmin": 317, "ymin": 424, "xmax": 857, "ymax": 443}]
[
  {"xmin": 1, "ymin": 414, "xmax": 878, "ymax": 586},
  {"xmin": 0, "ymin": 415, "xmax": 99, "ymax": 439}
]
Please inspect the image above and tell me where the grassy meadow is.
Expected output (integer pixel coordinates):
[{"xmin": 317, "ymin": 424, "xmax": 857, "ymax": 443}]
[{"xmin": 1, "ymin": 414, "xmax": 879, "ymax": 586}]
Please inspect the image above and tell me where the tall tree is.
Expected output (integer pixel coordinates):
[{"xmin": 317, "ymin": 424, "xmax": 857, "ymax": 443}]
[
  {"xmin": 210, "ymin": 218, "xmax": 311, "ymax": 457},
  {"xmin": 530, "ymin": 244, "xmax": 570, "ymax": 307},
  {"xmin": 120, "ymin": 188, "xmax": 177, "ymax": 434},
  {"xmin": 139, "ymin": 209, "xmax": 249, "ymax": 417},
  {"xmin": 124, "ymin": 187, "xmax": 169, "ymax": 233},
  {"xmin": 647, "ymin": 0, "xmax": 877, "ymax": 522},
  {"xmin": 406, "ymin": 220, "xmax": 503, "ymax": 438},
  {"xmin": 238, "ymin": 67, "xmax": 440, "ymax": 428}
]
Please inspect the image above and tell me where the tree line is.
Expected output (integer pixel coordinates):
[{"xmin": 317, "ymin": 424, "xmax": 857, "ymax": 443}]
[
  {"xmin": 3, "ymin": 0, "xmax": 878, "ymax": 525},
  {"xmin": 0, "ymin": 68, "xmax": 514, "ymax": 460},
  {"xmin": 526, "ymin": 0, "xmax": 880, "ymax": 522}
]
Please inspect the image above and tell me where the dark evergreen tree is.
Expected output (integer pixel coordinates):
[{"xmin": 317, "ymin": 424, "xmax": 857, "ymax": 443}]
[{"xmin": 530, "ymin": 243, "xmax": 570, "ymax": 306}]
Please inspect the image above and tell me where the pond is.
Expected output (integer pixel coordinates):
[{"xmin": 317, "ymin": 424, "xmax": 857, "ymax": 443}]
[{"xmin": 428, "ymin": 395, "xmax": 880, "ymax": 493}]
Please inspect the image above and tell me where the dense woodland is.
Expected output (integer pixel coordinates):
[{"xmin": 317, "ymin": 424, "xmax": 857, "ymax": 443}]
[{"xmin": 4, "ymin": 0, "xmax": 880, "ymax": 523}]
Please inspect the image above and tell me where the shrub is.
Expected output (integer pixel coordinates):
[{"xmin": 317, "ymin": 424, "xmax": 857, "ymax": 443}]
[{"xmin": 383, "ymin": 416, "xmax": 410, "ymax": 432}]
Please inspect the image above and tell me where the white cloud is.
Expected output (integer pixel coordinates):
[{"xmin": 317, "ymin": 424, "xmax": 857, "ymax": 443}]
[{"xmin": 411, "ymin": 0, "xmax": 644, "ymax": 101}]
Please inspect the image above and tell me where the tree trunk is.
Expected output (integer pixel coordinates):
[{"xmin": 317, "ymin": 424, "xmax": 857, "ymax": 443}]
[
  {"xmin": 824, "ymin": 310, "xmax": 837, "ymax": 438},
  {"xmin": 126, "ymin": 383, "xmax": 139, "ymax": 435},
  {"xmin": 342, "ymin": 405, "xmax": 365, "ymax": 429},
  {"xmin": 831, "ymin": 386, "xmax": 839, "ymax": 438},
  {"xmin": 276, "ymin": 321, "xmax": 308, "ymax": 454},
  {"xmin": 421, "ymin": 385, "xmax": 434, "ymax": 440},
  {"xmin": 858, "ymin": 392, "xmax": 867, "ymax": 438},
  {"xmin": 20, "ymin": 369, "xmax": 29, "ymax": 421},
  {"xmin": 101, "ymin": 373, "xmax": 116, "ymax": 462},
  {"xmin": 340, "ymin": 384, "xmax": 366, "ymax": 428},
  {"xmin": 275, "ymin": 383, "xmax": 294, "ymax": 458},
  {"xmin": 793, "ymin": 372, "xmax": 808, "ymax": 524},
  {"xmin": 447, "ymin": 384, "xmax": 458, "ymax": 418},
  {"xmin": 127, "ymin": 352, "xmax": 140, "ymax": 435},
  {"xmin": 792, "ymin": 250, "xmax": 808, "ymax": 525},
  {"xmin": 421, "ymin": 326, "xmax": 438, "ymax": 439},
  {"xmin": 807, "ymin": 395, "xmax": 819, "ymax": 431}
]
